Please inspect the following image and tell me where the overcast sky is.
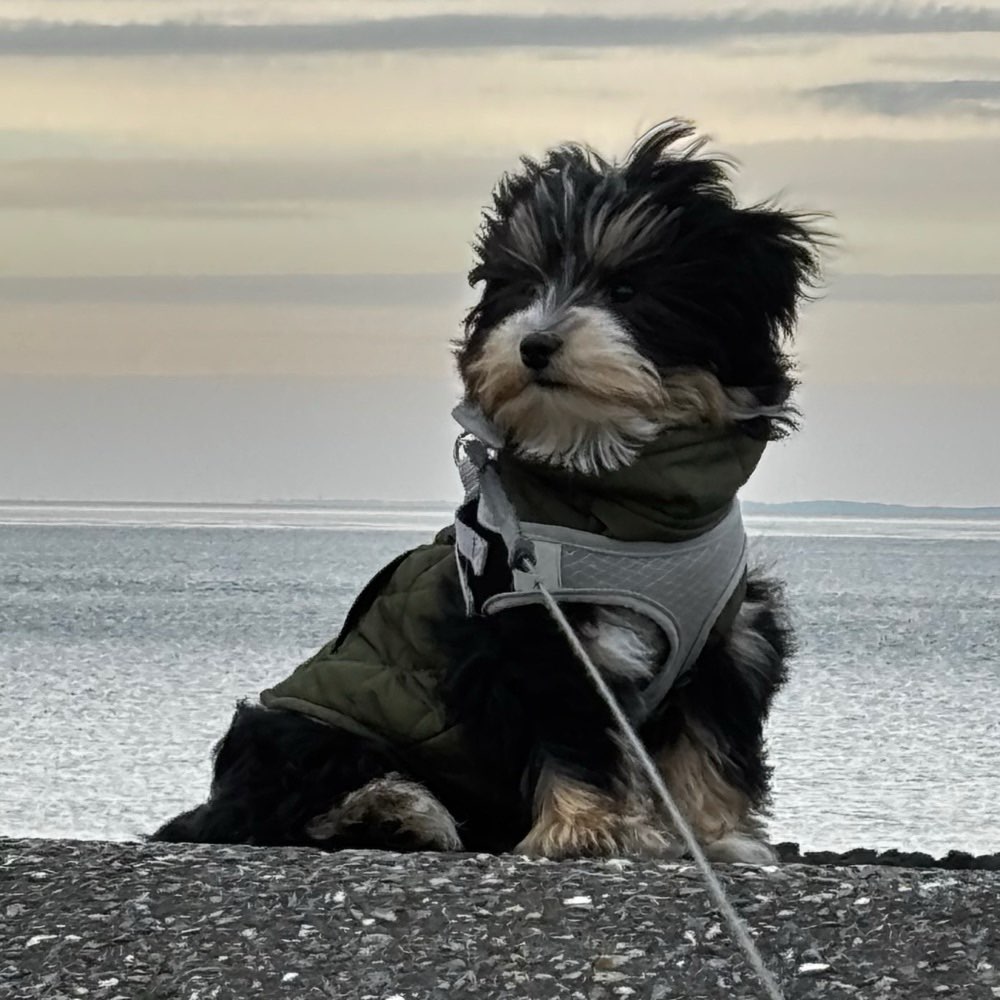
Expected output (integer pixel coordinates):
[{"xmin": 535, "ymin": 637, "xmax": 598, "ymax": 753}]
[{"xmin": 2, "ymin": 1, "xmax": 998, "ymax": 504}]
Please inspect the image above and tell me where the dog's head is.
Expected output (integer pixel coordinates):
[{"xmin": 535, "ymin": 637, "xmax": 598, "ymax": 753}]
[{"xmin": 455, "ymin": 119, "xmax": 825, "ymax": 475}]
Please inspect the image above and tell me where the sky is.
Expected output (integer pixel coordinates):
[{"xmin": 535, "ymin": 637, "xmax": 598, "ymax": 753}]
[{"xmin": 1, "ymin": 1, "xmax": 998, "ymax": 505}]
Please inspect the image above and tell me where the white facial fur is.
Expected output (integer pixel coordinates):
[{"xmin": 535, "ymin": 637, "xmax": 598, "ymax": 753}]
[{"xmin": 464, "ymin": 298, "xmax": 665, "ymax": 474}]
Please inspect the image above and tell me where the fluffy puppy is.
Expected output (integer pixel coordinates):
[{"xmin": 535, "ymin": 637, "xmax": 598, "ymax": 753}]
[{"xmin": 153, "ymin": 120, "xmax": 823, "ymax": 863}]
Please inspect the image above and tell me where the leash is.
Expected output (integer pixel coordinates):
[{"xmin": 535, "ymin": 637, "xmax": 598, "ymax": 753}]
[
  {"xmin": 532, "ymin": 576, "xmax": 787, "ymax": 1000},
  {"xmin": 450, "ymin": 406, "xmax": 785, "ymax": 997}
]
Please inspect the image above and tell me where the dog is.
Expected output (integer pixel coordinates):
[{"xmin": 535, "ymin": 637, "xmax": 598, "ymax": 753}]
[{"xmin": 153, "ymin": 119, "xmax": 823, "ymax": 863}]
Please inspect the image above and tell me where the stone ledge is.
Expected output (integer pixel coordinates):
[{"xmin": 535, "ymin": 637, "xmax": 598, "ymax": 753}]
[{"xmin": 1, "ymin": 838, "xmax": 998, "ymax": 999}]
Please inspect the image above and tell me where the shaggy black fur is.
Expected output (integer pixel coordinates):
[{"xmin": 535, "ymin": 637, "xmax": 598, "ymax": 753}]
[
  {"xmin": 460, "ymin": 119, "xmax": 825, "ymax": 439},
  {"xmin": 436, "ymin": 602, "xmax": 637, "ymax": 824},
  {"xmin": 153, "ymin": 119, "xmax": 820, "ymax": 856},
  {"xmin": 152, "ymin": 573, "xmax": 792, "ymax": 853},
  {"xmin": 435, "ymin": 576, "xmax": 794, "ymax": 848},
  {"xmin": 642, "ymin": 575, "xmax": 795, "ymax": 807},
  {"xmin": 153, "ymin": 704, "xmax": 401, "ymax": 848}
]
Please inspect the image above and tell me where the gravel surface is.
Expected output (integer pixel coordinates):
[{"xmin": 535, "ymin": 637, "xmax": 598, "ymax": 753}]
[{"xmin": 2, "ymin": 838, "xmax": 998, "ymax": 999}]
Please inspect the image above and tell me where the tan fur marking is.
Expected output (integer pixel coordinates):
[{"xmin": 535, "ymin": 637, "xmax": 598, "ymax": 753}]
[
  {"xmin": 656, "ymin": 729, "xmax": 765, "ymax": 845},
  {"xmin": 659, "ymin": 369, "xmax": 731, "ymax": 426},
  {"xmin": 516, "ymin": 770, "xmax": 679, "ymax": 860}
]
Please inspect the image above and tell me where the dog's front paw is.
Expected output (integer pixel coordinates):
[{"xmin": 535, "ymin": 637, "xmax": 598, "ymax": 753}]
[
  {"xmin": 306, "ymin": 773, "xmax": 463, "ymax": 852},
  {"xmin": 516, "ymin": 814, "xmax": 680, "ymax": 861},
  {"xmin": 515, "ymin": 813, "xmax": 621, "ymax": 860},
  {"xmin": 702, "ymin": 832, "xmax": 777, "ymax": 865},
  {"xmin": 515, "ymin": 776, "xmax": 681, "ymax": 860}
]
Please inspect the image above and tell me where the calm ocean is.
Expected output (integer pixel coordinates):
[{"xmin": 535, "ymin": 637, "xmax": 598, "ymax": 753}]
[{"xmin": 2, "ymin": 502, "xmax": 998, "ymax": 855}]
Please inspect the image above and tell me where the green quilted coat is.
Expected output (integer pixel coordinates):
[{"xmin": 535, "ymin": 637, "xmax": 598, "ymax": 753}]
[{"xmin": 260, "ymin": 424, "xmax": 766, "ymax": 792}]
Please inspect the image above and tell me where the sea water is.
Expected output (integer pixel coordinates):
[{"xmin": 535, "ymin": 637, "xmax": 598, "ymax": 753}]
[{"xmin": 1, "ymin": 502, "xmax": 998, "ymax": 854}]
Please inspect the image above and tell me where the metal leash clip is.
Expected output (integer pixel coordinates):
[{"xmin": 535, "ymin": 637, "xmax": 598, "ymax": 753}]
[{"xmin": 451, "ymin": 417, "xmax": 536, "ymax": 574}]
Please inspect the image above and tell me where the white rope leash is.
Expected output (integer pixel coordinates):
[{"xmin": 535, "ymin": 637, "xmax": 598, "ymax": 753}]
[{"xmin": 534, "ymin": 580, "xmax": 787, "ymax": 1000}]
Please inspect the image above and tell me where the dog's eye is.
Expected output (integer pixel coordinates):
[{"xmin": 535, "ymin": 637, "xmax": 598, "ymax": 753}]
[
  {"xmin": 502, "ymin": 279, "xmax": 539, "ymax": 303},
  {"xmin": 609, "ymin": 283, "xmax": 636, "ymax": 304}
]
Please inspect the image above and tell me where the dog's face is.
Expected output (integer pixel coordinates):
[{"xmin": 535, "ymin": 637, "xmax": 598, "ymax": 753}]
[{"xmin": 456, "ymin": 120, "xmax": 824, "ymax": 474}]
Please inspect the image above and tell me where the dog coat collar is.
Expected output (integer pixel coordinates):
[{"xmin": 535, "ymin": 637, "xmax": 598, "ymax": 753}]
[{"xmin": 451, "ymin": 402, "xmax": 750, "ymax": 715}]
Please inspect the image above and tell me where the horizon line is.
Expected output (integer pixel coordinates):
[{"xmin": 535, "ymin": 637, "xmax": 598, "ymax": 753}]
[{"xmin": 1, "ymin": 498, "xmax": 998, "ymax": 515}]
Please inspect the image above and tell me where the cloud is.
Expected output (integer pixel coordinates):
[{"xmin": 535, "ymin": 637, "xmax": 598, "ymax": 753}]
[
  {"xmin": 1, "ymin": 7, "xmax": 998, "ymax": 57},
  {"xmin": 7, "ymin": 134, "xmax": 1000, "ymax": 222},
  {"xmin": 0, "ymin": 272, "xmax": 471, "ymax": 307},
  {"xmin": 806, "ymin": 79, "xmax": 1000, "ymax": 118},
  {"xmin": 0, "ymin": 155, "xmax": 509, "ymax": 215},
  {"xmin": 2, "ymin": 272, "xmax": 997, "ymax": 307},
  {"xmin": 877, "ymin": 53, "xmax": 1000, "ymax": 75}
]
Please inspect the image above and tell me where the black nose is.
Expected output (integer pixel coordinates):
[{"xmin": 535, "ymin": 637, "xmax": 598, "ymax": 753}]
[{"xmin": 519, "ymin": 331, "xmax": 562, "ymax": 370}]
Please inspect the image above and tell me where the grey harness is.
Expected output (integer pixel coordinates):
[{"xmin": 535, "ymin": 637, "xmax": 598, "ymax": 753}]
[{"xmin": 451, "ymin": 404, "xmax": 749, "ymax": 715}]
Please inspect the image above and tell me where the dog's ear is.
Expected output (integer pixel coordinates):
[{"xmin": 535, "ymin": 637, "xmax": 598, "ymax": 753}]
[{"xmin": 725, "ymin": 205, "xmax": 826, "ymax": 342}]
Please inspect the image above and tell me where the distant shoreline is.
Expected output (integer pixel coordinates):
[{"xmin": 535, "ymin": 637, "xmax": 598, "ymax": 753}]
[
  {"xmin": 740, "ymin": 500, "xmax": 1000, "ymax": 520},
  {"xmin": 1, "ymin": 498, "xmax": 998, "ymax": 520}
]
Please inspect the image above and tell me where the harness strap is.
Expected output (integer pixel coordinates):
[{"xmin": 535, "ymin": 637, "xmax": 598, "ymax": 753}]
[{"xmin": 449, "ymin": 402, "xmax": 749, "ymax": 712}]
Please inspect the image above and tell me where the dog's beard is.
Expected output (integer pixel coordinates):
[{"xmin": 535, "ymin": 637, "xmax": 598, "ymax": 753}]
[
  {"xmin": 492, "ymin": 389, "xmax": 661, "ymax": 475},
  {"xmin": 464, "ymin": 303, "xmax": 668, "ymax": 474}
]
